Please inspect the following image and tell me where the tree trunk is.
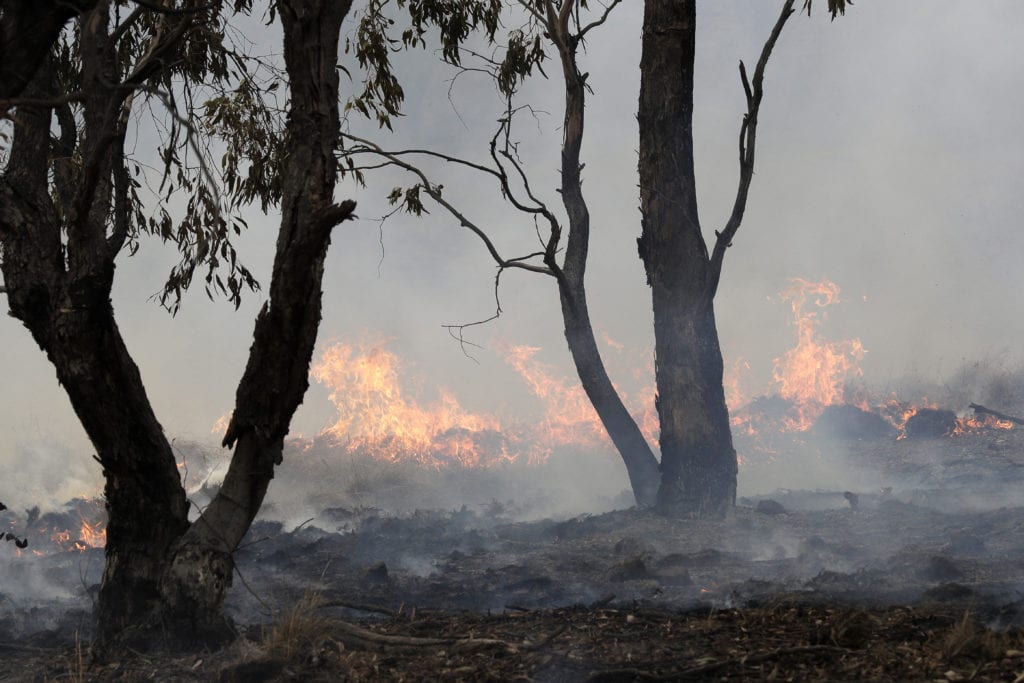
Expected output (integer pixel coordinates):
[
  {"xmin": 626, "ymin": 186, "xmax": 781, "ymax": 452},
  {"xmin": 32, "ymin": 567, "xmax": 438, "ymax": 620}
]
[
  {"xmin": 559, "ymin": 288, "xmax": 661, "ymax": 507},
  {"xmin": 545, "ymin": 8, "xmax": 661, "ymax": 507},
  {"xmin": 2, "ymin": 0, "xmax": 355, "ymax": 650},
  {"xmin": 649, "ymin": 294, "xmax": 736, "ymax": 517},
  {"xmin": 157, "ymin": 0, "xmax": 355, "ymax": 634},
  {"xmin": 0, "ymin": 57, "xmax": 191, "ymax": 644},
  {"xmin": 638, "ymin": 0, "xmax": 737, "ymax": 517}
]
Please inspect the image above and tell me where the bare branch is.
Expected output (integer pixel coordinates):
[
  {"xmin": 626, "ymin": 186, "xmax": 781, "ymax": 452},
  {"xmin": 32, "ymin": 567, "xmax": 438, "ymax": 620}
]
[
  {"xmin": 514, "ymin": 0, "xmax": 548, "ymax": 27},
  {"xmin": 442, "ymin": 267, "xmax": 507, "ymax": 361},
  {"xmin": 0, "ymin": 92, "xmax": 86, "ymax": 118},
  {"xmin": 110, "ymin": 8, "xmax": 145, "ymax": 44},
  {"xmin": 578, "ymin": 0, "xmax": 622, "ymax": 40},
  {"xmin": 706, "ymin": 0, "xmax": 796, "ymax": 298},
  {"xmin": 342, "ymin": 134, "xmax": 553, "ymax": 277},
  {"xmin": 343, "ymin": 135, "xmax": 505, "ymax": 185}
]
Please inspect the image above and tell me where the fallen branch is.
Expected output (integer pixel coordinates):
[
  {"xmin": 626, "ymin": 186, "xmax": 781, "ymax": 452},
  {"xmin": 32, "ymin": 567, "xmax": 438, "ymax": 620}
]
[
  {"xmin": 318, "ymin": 600, "xmax": 397, "ymax": 617},
  {"xmin": 327, "ymin": 617, "xmax": 565, "ymax": 655},
  {"xmin": 969, "ymin": 403, "xmax": 1024, "ymax": 426},
  {"xmin": 330, "ymin": 620, "xmax": 516, "ymax": 654}
]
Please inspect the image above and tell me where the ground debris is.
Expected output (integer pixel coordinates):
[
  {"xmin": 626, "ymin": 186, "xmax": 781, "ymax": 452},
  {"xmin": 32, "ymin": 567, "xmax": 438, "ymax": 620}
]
[{"xmin": 3, "ymin": 604, "xmax": 1021, "ymax": 681}]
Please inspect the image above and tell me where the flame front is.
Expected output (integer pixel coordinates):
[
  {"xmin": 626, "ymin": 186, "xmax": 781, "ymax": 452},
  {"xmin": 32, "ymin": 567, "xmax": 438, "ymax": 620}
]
[
  {"xmin": 312, "ymin": 341, "xmax": 513, "ymax": 467},
  {"xmin": 304, "ymin": 277, "xmax": 1011, "ymax": 471},
  {"xmin": 501, "ymin": 345, "xmax": 611, "ymax": 455},
  {"xmin": 308, "ymin": 338, "xmax": 657, "ymax": 468}
]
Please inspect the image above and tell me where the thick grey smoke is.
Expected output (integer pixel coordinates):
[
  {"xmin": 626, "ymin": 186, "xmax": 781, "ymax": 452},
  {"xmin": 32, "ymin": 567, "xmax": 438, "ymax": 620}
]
[{"xmin": 3, "ymin": 2, "xmax": 1023, "ymax": 512}]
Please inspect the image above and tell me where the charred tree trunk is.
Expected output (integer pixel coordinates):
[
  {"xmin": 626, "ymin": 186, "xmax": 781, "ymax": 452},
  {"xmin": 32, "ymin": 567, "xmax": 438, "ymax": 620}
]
[
  {"xmin": 2, "ymin": 0, "xmax": 356, "ymax": 650},
  {"xmin": 638, "ymin": 0, "xmax": 735, "ymax": 518},
  {"xmin": 159, "ymin": 0, "xmax": 355, "ymax": 634},
  {"xmin": 638, "ymin": 0, "xmax": 794, "ymax": 517},
  {"xmin": 0, "ymin": 54, "xmax": 190, "ymax": 640},
  {"xmin": 545, "ymin": 4, "xmax": 661, "ymax": 508}
]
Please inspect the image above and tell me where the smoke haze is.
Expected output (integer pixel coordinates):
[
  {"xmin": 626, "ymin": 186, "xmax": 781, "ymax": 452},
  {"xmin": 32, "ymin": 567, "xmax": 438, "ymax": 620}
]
[{"xmin": 3, "ymin": 2, "xmax": 1023, "ymax": 512}]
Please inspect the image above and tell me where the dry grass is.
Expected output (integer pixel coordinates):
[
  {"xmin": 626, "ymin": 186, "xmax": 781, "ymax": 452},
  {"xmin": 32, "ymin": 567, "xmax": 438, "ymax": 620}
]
[
  {"xmin": 261, "ymin": 591, "xmax": 333, "ymax": 661},
  {"xmin": 939, "ymin": 610, "xmax": 1007, "ymax": 663}
]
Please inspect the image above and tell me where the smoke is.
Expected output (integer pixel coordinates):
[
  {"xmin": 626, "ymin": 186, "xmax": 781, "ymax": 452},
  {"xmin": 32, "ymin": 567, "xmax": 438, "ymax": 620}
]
[{"xmin": 4, "ymin": 2, "xmax": 1024, "ymax": 518}]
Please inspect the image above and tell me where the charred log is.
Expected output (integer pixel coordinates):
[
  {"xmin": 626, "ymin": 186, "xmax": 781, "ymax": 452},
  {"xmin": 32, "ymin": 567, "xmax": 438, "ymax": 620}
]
[
  {"xmin": 812, "ymin": 405, "xmax": 896, "ymax": 441},
  {"xmin": 969, "ymin": 403, "xmax": 1024, "ymax": 426},
  {"xmin": 905, "ymin": 409, "xmax": 957, "ymax": 439}
]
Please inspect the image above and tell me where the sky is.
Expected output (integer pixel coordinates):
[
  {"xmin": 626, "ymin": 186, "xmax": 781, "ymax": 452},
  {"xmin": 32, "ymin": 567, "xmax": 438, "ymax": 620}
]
[{"xmin": 2, "ymin": 1, "xmax": 1024, "ymax": 508}]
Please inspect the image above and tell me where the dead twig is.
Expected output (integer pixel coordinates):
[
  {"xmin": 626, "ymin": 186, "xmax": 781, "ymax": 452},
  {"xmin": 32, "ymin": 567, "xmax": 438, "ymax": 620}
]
[
  {"xmin": 330, "ymin": 620, "xmax": 516, "ymax": 654},
  {"xmin": 318, "ymin": 600, "xmax": 397, "ymax": 617},
  {"xmin": 524, "ymin": 624, "xmax": 568, "ymax": 651}
]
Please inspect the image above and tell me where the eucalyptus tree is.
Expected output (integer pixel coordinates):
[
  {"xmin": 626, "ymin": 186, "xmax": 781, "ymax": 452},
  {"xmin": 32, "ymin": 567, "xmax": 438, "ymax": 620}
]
[
  {"xmin": 0, "ymin": 0, "xmax": 359, "ymax": 648},
  {"xmin": 1, "ymin": 0, "xmax": 516, "ymax": 650},
  {"xmin": 343, "ymin": 0, "xmax": 846, "ymax": 515}
]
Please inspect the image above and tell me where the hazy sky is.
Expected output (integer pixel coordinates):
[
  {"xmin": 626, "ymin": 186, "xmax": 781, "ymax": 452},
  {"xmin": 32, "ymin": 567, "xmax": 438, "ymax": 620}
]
[{"xmin": 3, "ymin": 2, "xmax": 1023, "ymax": 506}]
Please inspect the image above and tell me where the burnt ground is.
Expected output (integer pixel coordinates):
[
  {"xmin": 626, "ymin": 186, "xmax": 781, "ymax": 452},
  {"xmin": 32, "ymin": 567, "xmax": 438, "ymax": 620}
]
[{"xmin": 3, "ymin": 424, "xmax": 1024, "ymax": 680}]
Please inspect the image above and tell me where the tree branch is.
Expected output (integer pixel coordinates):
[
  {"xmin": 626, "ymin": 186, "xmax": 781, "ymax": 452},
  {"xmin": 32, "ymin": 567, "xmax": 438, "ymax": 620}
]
[
  {"xmin": 0, "ymin": 92, "xmax": 87, "ymax": 117},
  {"xmin": 706, "ymin": 0, "xmax": 796, "ymax": 299},
  {"xmin": 578, "ymin": 0, "xmax": 622, "ymax": 40},
  {"xmin": 341, "ymin": 134, "xmax": 553, "ymax": 277}
]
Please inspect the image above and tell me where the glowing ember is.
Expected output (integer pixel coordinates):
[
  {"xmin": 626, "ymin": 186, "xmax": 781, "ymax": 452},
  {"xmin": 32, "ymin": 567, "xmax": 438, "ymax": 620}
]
[{"xmin": 953, "ymin": 414, "xmax": 1014, "ymax": 435}]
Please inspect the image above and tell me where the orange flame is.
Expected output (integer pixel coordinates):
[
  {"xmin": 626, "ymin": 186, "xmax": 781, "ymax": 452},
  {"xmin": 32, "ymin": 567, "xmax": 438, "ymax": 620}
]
[
  {"xmin": 953, "ymin": 414, "xmax": 1014, "ymax": 435},
  {"xmin": 771, "ymin": 278, "xmax": 866, "ymax": 430},
  {"xmin": 78, "ymin": 518, "xmax": 106, "ymax": 549},
  {"xmin": 307, "ymin": 338, "xmax": 657, "ymax": 468},
  {"xmin": 501, "ymin": 345, "xmax": 609, "ymax": 455},
  {"xmin": 311, "ymin": 340, "xmax": 514, "ymax": 467}
]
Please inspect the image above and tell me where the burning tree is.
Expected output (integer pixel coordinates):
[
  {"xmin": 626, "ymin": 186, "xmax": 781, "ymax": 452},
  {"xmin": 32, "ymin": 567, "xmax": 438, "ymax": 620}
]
[{"xmin": 342, "ymin": 0, "xmax": 848, "ymax": 516}]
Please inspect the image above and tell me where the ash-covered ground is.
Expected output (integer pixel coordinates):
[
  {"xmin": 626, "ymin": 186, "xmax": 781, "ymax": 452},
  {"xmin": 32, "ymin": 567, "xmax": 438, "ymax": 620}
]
[{"xmin": 3, "ymin": 409, "xmax": 1024, "ymax": 680}]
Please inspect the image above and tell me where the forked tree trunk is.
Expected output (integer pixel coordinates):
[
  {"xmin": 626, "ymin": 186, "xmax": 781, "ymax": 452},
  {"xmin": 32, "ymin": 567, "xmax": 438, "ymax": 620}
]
[
  {"xmin": 2, "ymin": 0, "xmax": 355, "ymax": 650},
  {"xmin": 638, "ymin": 0, "xmax": 737, "ymax": 517},
  {"xmin": 157, "ymin": 0, "xmax": 354, "ymax": 636}
]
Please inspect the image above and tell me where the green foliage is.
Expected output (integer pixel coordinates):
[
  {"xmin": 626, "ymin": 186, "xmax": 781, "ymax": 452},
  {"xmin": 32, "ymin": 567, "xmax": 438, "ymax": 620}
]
[
  {"xmin": 7, "ymin": 0, "xmax": 553, "ymax": 312},
  {"xmin": 346, "ymin": 0, "xmax": 543, "ymax": 129},
  {"xmin": 803, "ymin": 0, "xmax": 851, "ymax": 20},
  {"xmin": 42, "ymin": 2, "xmax": 275, "ymax": 312},
  {"xmin": 203, "ymin": 77, "xmax": 286, "ymax": 212},
  {"xmin": 387, "ymin": 183, "xmax": 429, "ymax": 216}
]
